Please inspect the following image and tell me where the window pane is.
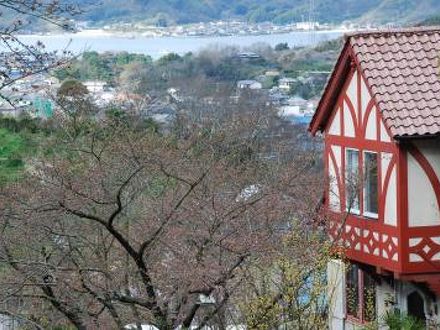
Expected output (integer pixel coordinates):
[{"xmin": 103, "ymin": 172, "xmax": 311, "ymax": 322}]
[
  {"xmin": 364, "ymin": 152, "xmax": 378, "ymax": 215},
  {"xmin": 363, "ymin": 272, "xmax": 377, "ymax": 322},
  {"xmin": 346, "ymin": 264, "xmax": 359, "ymax": 317},
  {"xmin": 346, "ymin": 149, "xmax": 360, "ymax": 212}
]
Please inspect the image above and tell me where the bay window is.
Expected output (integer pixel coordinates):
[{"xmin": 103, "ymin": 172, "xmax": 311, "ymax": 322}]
[{"xmin": 344, "ymin": 149, "xmax": 379, "ymax": 218}]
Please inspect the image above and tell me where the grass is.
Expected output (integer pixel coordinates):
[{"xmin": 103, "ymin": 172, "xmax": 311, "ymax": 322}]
[{"xmin": 0, "ymin": 128, "xmax": 30, "ymax": 184}]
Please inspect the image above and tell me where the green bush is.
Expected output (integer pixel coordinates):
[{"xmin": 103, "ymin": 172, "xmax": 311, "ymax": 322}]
[{"xmin": 383, "ymin": 310, "xmax": 425, "ymax": 330}]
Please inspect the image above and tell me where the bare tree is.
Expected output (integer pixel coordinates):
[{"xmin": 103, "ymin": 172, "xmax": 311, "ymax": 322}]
[{"xmin": 0, "ymin": 89, "xmax": 322, "ymax": 329}]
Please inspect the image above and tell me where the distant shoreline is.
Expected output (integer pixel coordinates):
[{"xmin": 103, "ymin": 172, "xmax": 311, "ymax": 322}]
[
  {"xmin": 12, "ymin": 30, "xmax": 346, "ymax": 59},
  {"xmin": 18, "ymin": 27, "xmax": 355, "ymax": 40}
]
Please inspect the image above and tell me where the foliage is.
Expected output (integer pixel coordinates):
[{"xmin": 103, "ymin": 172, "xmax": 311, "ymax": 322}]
[
  {"xmin": 156, "ymin": 53, "xmax": 183, "ymax": 66},
  {"xmin": 275, "ymin": 43, "xmax": 290, "ymax": 52},
  {"xmin": 242, "ymin": 223, "xmax": 329, "ymax": 330},
  {"xmin": 0, "ymin": 115, "xmax": 56, "ymax": 186},
  {"xmin": 0, "ymin": 2, "xmax": 330, "ymax": 328},
  {"xmin": 418, "ymin": 14, "xmax": 440, "ymax": 26},
  {"xmin": 314, "ymin": 38, "xmax": 344, "ymax": 53},
  {"xmin": 364, "ymin": 285, "xmax": 376, "ymax": 322},
  {"xmin": 359, "ymin": 0, "xmax": 440, "ymax": 25},
  {"xmin": 0, "ymin": 119, "xmax": 42, "ymax": 185},
  {"xmin": 53, "ymin": 39, "xmax": 337, "ymax": 101},
  {"xmin": 0, "ymin": 116, "xmax": 42, "ymax": 134},
  {"xmin": 74, "ymin": 0, "xmax": 439, "ymax": 25},
  {"xmin": 0, "ymin": 128, "xmax": 26, "ymax": 183},
  {"xmin": 382, "ymin": 310, "xmax": 425, "ymax": 330},
  {"xmin": 0, "ymin": 90, "xmax": 322, "ymax": 328},
  {"xmin": 361, "ymin": 309, "xmax": 426, "ymax": 330},
  {"xmin": 57, "ymin": 79, "xmax": 89, "ymax": 98},
  {"xmin": 54, "ymin": 51, "xmax": 153, "ymax": 83}
]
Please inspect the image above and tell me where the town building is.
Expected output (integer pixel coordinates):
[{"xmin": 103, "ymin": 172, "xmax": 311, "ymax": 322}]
[
  {"xmin": 309, "ymin": 28, "xmax": 440, "ymax": 328},
  {"xmin": 265, "ymin": 70, "xmax": 281, "ymax": 77},
  {"xmin": 236, "ymin": 80, "xmax": 263, "ymax": 90},
  {"xmin": 83, "ymin": 80, "xmax": 107, "ymax": 93},
  {"xmin": 235, "ymin": 52, "xmax": 261, "ymax": 59},
  {"xmin": 278, "ymin": 77, "xmax": 296, "ymax": 91}
]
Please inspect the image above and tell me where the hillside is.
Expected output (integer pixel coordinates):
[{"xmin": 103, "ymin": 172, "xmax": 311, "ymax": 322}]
[
  {"xmin": 358, "ymin": 0, "xmax": 440, "ymax": 24},
  {"xmin": 76, "ymin": 0, "xmax": 440, "ymax": 26}
]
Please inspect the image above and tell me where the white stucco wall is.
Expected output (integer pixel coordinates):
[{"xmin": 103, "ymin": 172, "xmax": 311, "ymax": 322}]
[
  {"xmin": 327, "ymin": 259, "xmax": 346, "ymax": 330},
  {"xmin": 380, "ymin": 121, "xmax": 391, "ymax": 142},
  {"xmin": 343, "ymin": 100, "xmax": 356, "ymax": 138},
  {"xmin": 360, "ymin": 75, "xmax": 370, "ymax": 118},
  {"xmin": 346, "ymin": 71, "xmax": 358, "ymax": 115},
  {"xmin": 365, "ymin": 107, "xmax": 377, "ymax": 140},
  {"xmin": 375, "ymin": 280, "xmax": 395, "ymax": 328},
  {"xmin": 408, "ymin": 140, "xmax": 440, "ymax": 227},
  {"xmin": 381, "ymin": 153, "xmax": 397, "ymax": 227},
  {"xmin": 328, "ymin": 106, "xmax": 341, "ymax": 136},
  {"xmin": 414, "ymin": 140, "xmax": 440, "ymax": 185}
]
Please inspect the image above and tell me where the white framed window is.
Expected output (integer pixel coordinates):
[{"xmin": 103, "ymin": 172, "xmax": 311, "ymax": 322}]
[
  {"xmin": 345, "ymin": 148, "xmax": 360, "ymax": 214},
  {"xmin": 363, "ymin": 151, "xmax": 379, "ymax": 218}
]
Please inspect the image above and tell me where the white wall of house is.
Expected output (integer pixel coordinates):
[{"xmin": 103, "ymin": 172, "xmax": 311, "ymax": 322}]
[
  {"xmin": 328, "ymin": 106, "xmax": 341, "ymax": 136},
  {"xmin": 326, "ymin": 69, "xmax": 393, "ymax": 143},
  {"xmin": 343, "ymin": 100, "xmax": 356, "ymax": 138},
  {"xmin": 408, "ymin": 139, "xmax": 440, "ymax": 228},
  {"xmin": 375, "ymin": 280, "xmax": 395, "ymax": 329},
  {"xmin": 381, "ymin": 152, "xmax": 397, "ymax": 227},
  {"xmin": 327, "ymin": 259, "xmax": 346, "ymax": 330}
]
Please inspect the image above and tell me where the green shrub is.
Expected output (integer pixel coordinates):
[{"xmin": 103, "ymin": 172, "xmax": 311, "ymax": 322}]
[{"xmin": 383, "ymin": 310, "xmax": 425, "ymax": 330}]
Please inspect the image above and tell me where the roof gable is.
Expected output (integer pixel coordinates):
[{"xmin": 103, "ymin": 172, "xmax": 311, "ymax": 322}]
[{"xmin": 310, "ymin": 27, "xmax": 440, "ymax": 138}]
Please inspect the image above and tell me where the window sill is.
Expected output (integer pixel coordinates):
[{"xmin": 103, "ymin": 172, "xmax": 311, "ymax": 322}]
[
  {"xmin": 363, "ymin": 212, "xmax": 378, "ymax": 219},
  {"xmin": 345, "ymin": 314, "xmax": 366, "ymax": 325},
  {"xmin": 346, "ymin": 209, "xmax": 361, "ymax": 216},
  {"xmin": 346, "ymin": 315, "xmax": 368, "ymax": 326}
]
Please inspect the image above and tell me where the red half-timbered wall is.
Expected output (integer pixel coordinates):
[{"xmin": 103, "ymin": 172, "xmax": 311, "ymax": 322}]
[
  {"xmin": 322, "ymin": 50, "xmax": 440, "ymax": 282},
  {"xmin": 325, "ymin": 62, "xmax": 400, "ymax": 271},
  {"xmin": 324, "ymin": 56, "xmax": 401, "ymax": 273}
]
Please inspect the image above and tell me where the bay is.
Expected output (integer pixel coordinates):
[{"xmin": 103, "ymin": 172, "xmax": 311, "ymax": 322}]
[{"xmin": 16, "ymin": 30, "xmax": 344, "ymax": 58}]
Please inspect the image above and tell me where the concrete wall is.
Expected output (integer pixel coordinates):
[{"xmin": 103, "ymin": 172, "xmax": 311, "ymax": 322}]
[{"xmin": 327, "ymin": 259, "xmax": 346, "ymax": 330}]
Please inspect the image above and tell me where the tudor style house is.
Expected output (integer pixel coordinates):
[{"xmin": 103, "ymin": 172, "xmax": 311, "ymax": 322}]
[{"xmin": 309, "ymin": 28, "xmax": 440, "ymax": 328}]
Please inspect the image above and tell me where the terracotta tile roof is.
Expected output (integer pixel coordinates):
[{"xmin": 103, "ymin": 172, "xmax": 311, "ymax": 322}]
[{"xmin": 349, "ymin": 27, "xmax": 440, "ymax": 137}]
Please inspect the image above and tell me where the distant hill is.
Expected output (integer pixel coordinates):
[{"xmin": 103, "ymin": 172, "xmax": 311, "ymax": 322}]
[
  {"xmin": 358, "ymin": 0, "xmax": 440, "ymax": 25},
  {"xmin": 75, "ymin": 0, "xmax": 440, "ymax": 26}
]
